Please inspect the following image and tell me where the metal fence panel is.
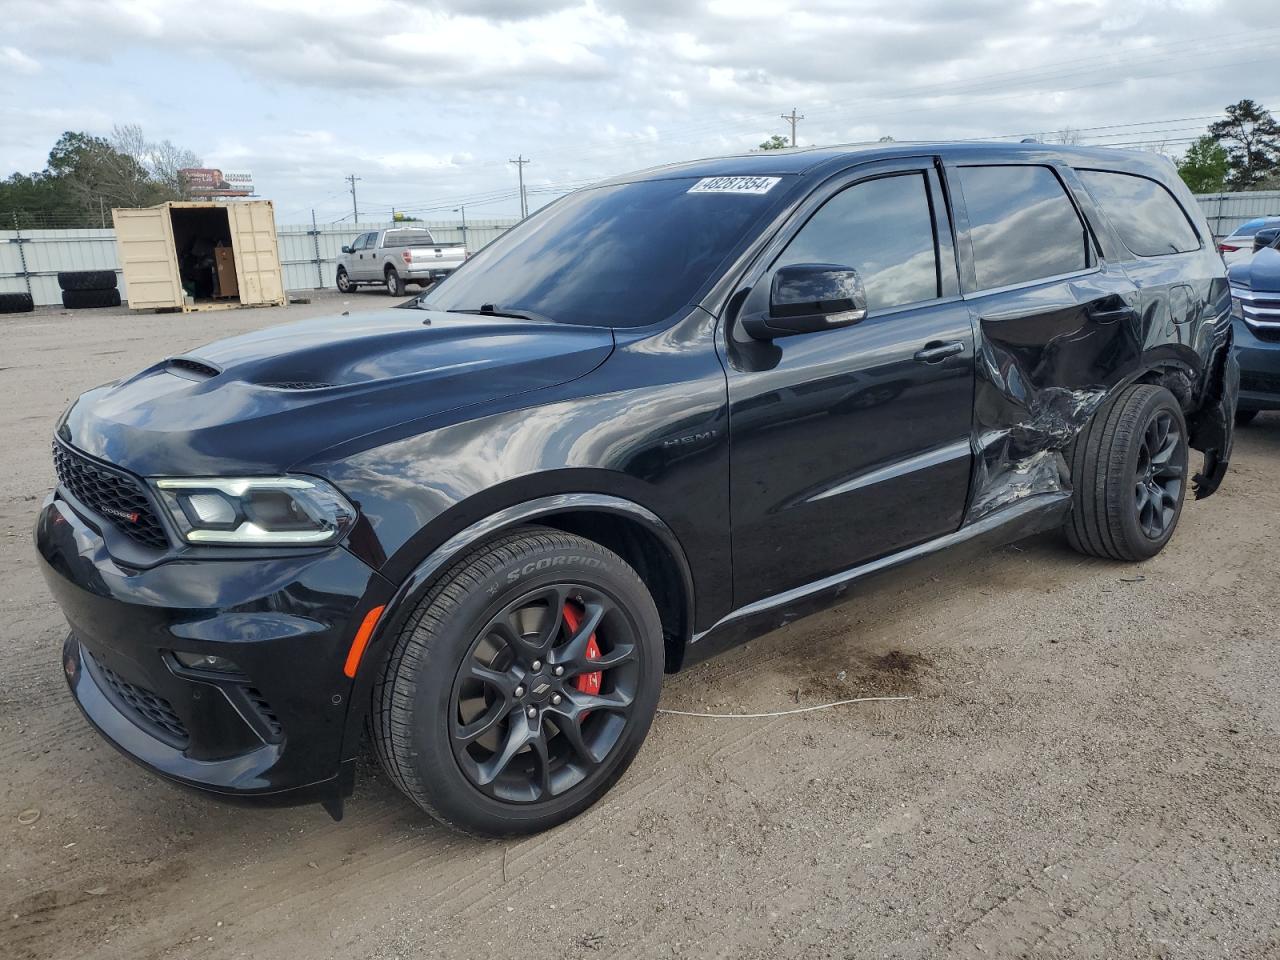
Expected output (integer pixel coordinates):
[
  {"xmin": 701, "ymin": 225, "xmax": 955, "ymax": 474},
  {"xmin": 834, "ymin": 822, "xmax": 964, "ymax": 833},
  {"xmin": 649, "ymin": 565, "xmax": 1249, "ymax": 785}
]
[
  {"xmin": 1193, "ymin": 191, "xmax": 1280, "ymax": 240},
  {"xmin": 9, "ymin": 194, "xmax": 1280, "ymax": 308},
  {"xmin": 1, "ymin": 218, "xmax": 518, "ymax": 306}
]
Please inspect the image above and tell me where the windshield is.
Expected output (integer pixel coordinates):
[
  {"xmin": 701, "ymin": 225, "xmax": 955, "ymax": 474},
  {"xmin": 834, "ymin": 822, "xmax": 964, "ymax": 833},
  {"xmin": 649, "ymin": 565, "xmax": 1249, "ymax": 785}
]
[{"xmin": 421, "ymin": 176, "xmax": 793, "ymax": 327}]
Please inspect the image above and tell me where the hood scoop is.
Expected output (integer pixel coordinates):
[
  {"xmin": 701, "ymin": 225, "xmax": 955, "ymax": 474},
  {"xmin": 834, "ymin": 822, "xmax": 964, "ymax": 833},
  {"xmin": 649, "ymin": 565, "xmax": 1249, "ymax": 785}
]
[{"xmin": 166, "ymin": 357, "xmax": 222, "ymax": 381}]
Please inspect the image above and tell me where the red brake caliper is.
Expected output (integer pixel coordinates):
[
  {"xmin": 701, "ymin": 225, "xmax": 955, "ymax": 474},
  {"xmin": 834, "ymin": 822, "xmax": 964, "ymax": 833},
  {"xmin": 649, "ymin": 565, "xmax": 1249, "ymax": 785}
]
[{"xmin": 562, "ymin": 602, "xmax": 602, "ymax": 695}]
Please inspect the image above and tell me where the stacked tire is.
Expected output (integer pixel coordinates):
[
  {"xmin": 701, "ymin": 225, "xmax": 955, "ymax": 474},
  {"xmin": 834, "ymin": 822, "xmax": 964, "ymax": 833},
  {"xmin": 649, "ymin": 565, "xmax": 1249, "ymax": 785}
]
[
  {"xmin": 0, "ymin": 291, "xmax": 33, "ymax": 314},
  {"xmin": 59, "ymin": 270, "xmax": 121, "ymax": 309}
]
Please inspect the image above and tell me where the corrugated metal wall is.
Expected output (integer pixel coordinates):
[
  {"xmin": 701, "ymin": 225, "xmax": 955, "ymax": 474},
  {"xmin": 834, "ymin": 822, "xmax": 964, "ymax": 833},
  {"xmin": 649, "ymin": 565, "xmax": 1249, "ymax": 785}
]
[
  {"xmin": 1, "ymin": 218, "xmax": 519, "ymax": 306},
  {"xmin": 5, "ymin": 194, "xmax": 1280, "ymax": 308},
  {"xmin": 1193, "ymin": 191, "xmax": 1280, "ymax": 241}
]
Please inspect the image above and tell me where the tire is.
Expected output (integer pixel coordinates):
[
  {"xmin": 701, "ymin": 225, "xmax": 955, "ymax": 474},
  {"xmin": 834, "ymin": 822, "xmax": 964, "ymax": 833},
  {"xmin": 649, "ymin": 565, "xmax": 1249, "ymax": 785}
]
[
  {"xmin": 57, "ymin": 270, "xmax": 117, "ymax": 291},
  {"xmin": 371, "ymin": 526, "xmax": 664, "ymax": 836},
  {"xmin": 61, "ymin": 288, "xmax": 122, "ymax": 309},
  {"xmin": 1065, "ymin": 384, "xmax": 1189, "ymax": 562},
  {"xmin": 385, "ymin": 267, "xmax": 405, "ymax": 297},
  {"xmin": 336, "ymin": 267, "xmax": 353, "ymax": 294},
  {"xmin": 1235, "ymin": 408, "xmax": 1259, "ymax": 426},
  {"xmin": 0, "ymin": 291, "xmax": 34, "ymax": 314}
]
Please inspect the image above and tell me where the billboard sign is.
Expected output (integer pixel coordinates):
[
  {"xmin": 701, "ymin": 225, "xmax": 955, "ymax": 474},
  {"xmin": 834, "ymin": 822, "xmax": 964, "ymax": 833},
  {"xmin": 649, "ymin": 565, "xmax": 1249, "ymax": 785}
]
[{"xmin": 181, "ymin": 168, "xmax": 255, "ymax": 197}]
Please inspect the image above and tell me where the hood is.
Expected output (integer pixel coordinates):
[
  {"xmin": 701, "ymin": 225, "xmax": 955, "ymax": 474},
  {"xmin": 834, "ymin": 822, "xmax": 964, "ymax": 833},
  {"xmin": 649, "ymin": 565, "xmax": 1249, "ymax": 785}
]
[
  {"xmin": 1230, "ymin": 246, "xmax": 1280, "ymax": 292},
  {"xmin": 58, "ymin": 309, "xmax": 614, "ymax": 476}
]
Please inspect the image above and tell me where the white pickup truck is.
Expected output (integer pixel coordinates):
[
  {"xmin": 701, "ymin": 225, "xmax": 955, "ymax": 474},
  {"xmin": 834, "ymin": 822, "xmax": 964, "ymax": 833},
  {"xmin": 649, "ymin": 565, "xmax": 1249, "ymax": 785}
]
[{"xmin": 336, "ymin": 227, "xmax": 467, "ymax": 296}]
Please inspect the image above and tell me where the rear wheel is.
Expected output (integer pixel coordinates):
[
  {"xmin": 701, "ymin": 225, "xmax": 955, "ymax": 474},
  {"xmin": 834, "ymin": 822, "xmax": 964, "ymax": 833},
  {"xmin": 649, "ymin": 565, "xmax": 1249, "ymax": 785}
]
[
  {"xmin": 1066, "ymin": 384, "xmax": 1189, "ymax": 561},
  {"xmin": 1235, "ymin": 408, "xmax": 1259, "ymax": 426},
  {"xmin": 371, "ymin": 527, "xmax": 663, "ymax": 836},
  {"xmin": 336, "ymin": 267, "xmax": 353, "ymax": 293},
  {"xmin": 385, "ymin": 268, "xmax": 405, "ymax": 296}
]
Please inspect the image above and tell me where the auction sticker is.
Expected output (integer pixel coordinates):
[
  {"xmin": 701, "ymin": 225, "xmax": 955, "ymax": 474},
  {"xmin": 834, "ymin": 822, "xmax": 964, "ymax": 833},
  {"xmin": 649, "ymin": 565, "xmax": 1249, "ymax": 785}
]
[{"xmin": 687, "ymin": 176, "xmax": 781, "ymax": 195}]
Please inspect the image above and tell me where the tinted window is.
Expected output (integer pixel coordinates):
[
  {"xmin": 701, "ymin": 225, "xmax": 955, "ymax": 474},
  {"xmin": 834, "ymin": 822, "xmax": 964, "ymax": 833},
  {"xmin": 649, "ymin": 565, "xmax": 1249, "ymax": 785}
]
[
  {"xmin": 383, "ymin": 229, "xmax": 435, "ymax": 246},
  {"xmin": 1078, "ymin": 170, "xmax": 1199, "ymax": 256},
  {"xmin": 354, "ymin": 233, "xmax": 374, "ymax": 250},
  {"xmin": 424, "ymin": 176, "xmax": 789, "ymax": 327},
  {"xmin": 958, "ymin": 165, "xmax": 1091, "ymax": 289},
  {"xmin": 1230, "ymin": 222, "xmax": 1262, "ymax": 238},
  {"xmin": 774, "ymin": 173, "xmax": 939, "ymax": 312}
]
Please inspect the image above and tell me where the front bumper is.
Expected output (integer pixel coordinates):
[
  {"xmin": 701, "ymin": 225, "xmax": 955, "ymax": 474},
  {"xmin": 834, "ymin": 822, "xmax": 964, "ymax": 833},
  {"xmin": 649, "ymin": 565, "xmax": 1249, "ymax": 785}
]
[
  {"xmin": 37, "ymin": 494, "xmax": 393, "ymax": 807},
  {"xmin": 1234, "ymin": 316, "xmax": 1280, "ymax": 411}
]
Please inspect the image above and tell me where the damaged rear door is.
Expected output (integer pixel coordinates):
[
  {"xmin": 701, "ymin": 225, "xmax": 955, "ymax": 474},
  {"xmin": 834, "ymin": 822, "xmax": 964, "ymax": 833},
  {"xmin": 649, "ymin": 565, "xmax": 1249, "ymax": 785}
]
[{"xmin": 947, "ymin": 160, "xmax": 1142, "ymax": 520}]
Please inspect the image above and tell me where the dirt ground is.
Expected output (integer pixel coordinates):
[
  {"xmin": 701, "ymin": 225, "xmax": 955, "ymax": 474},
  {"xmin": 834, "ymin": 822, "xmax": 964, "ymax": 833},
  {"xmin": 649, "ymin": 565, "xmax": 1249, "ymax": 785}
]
[{"xmin": 2, "ymin": 293, "xmax": 1278, "ymax": 960}]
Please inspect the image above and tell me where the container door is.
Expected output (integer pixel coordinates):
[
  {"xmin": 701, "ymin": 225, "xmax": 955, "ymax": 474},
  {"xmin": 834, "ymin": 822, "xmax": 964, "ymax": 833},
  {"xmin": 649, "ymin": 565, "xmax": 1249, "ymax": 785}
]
[
  {"xmin": 227, "ymin": 201, "xmax": 284, "ymax": 305},
  {"xmin": 112, "ymin": 206, "xmax": 182, "ymax": 309}
]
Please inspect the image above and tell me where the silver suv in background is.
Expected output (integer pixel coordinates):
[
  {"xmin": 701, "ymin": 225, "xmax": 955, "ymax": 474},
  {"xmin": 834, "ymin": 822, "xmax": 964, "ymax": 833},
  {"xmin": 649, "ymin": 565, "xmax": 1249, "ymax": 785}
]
[{"xmin": 336, "ymin": 227, "xmax": 468, "ymax": 295}]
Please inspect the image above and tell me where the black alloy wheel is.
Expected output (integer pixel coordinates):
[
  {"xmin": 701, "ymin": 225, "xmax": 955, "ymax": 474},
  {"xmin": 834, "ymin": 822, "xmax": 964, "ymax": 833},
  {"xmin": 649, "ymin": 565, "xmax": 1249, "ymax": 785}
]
[
  {"xmin": 1133, "ymin": 409, "xmax": 1184, "ymax": 540},
  {"xmin": 1065, "ymin": 384, "xmax": 1189, "ymax": 561},
  {"xmin": 449, "ymin": 583, "xmax": 640, "ymax": 803},
  {"xmin": 371, "ymin": 527, "xmax": 663, "ymax": 836}
]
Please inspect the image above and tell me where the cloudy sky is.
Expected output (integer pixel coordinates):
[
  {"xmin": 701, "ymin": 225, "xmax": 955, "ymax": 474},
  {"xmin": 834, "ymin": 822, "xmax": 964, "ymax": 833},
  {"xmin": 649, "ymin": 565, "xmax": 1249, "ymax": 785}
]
[{"xmin": 1, "ymin": 0, "xmax": 1278, "ymax": 224}]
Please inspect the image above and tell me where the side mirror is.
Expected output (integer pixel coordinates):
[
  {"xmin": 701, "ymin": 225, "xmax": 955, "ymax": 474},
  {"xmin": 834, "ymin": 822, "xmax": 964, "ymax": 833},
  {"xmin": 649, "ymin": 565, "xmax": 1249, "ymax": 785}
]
[
  {"xmin": 1253, "ymin": 229, "xmax": 1279, "ymax": 253},
  {"xmin": 740, "ymin": 263, "xmax": 868, "ymax": 340},
  {"xmin": 341, "ymin": 245, "xmax": 353, "ymax": 254}
]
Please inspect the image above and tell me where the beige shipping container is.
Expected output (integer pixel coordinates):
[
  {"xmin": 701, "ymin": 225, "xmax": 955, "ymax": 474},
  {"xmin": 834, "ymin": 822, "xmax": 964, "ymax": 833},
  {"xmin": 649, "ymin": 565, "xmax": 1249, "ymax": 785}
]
[{"xmin": 112, "ymin": 200, "xmax": 285, "ymax": 311}]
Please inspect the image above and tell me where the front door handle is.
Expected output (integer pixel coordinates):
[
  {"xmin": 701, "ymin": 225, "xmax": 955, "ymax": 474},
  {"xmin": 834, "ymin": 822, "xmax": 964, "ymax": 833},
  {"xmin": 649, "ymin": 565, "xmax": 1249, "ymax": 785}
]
[{"xmin": 913, "ymin": 340, "xmax": 965, "ymax": 363}]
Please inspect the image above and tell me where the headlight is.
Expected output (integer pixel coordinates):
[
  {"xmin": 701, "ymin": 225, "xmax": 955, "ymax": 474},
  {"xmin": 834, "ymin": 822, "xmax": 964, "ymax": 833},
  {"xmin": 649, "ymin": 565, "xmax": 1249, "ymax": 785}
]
[{"xmin": 154, "ymin": 477, "xmax": 356, "ymax": 546}]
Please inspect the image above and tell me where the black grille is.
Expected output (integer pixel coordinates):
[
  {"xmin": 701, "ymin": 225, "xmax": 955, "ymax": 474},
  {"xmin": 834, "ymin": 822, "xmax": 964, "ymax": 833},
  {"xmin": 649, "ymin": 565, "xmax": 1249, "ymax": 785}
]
[
  {"xmin": 53, "ymin": 441, "xmax": 168, "ymax": 549},
  {"xmin": 1241, "ymin": 370, "xmax": 1280, "ymax": 395},
  {"xmin": 86, "ymin": 649, "xmax": 189, "ymax": 747},
  {"xmin": 245, "ymin": 687, "xmax": 284, "ymax": 741}
]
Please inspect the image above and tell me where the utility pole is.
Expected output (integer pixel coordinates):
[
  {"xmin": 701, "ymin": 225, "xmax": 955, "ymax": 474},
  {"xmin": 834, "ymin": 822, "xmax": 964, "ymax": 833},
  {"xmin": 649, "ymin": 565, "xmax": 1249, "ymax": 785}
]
[
  {"xmin": 781, "ymin": 108, "xmax": 805, "ymax": 147},
  {"xmin": 345, "ymin": 174, "xmax": 362, "ymax": 223},
  {"xmin": 454, "ymin": 204, "xmax": 468, "ymax": 247},
  {"xmin": 509, "ymin": 155, "xmax": 530, "ymax": 218}
]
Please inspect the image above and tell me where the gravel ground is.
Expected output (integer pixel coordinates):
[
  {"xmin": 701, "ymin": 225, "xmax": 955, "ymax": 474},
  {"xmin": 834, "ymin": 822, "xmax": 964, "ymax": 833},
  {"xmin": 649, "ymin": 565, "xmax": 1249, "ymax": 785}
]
[{"xmin": 1, "ymin": 294, "xmax": 1278, "ymax": 960}]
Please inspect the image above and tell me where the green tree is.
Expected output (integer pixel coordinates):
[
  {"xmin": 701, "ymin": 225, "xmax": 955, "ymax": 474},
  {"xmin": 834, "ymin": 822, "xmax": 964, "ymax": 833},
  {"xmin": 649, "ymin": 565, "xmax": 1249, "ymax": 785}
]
[
  {"xmin": 758, "ymin": 134, "xmax": 789, "ymax": 151},
  {"xmin": 1210, "ymin": 99, "xmax": 1280, "ymax": 190},
  {"xmin": 1177, "ymin": 135, "xmax": 1230, "ymax": 193},
  {"xmin": 0, "ymin": 127, "xmax": 202, "ymax": 227}
]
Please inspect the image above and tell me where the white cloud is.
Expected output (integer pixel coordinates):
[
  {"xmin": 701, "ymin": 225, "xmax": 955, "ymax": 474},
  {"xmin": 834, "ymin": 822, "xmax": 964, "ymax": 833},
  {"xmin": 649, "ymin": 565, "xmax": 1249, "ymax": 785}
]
[
  {"xmin": 0, "ymin": 44, "xmax": 39, "ymax": 73},
  {"xmin": 0, "ymin": 0, "xmax": 1277, "ymax": 221}
]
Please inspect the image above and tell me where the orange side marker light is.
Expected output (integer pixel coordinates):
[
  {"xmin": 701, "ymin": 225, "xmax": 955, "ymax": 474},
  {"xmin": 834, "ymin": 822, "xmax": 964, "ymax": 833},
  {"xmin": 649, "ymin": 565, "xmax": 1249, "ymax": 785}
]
[{"xmin": 343, "ymin": 605, "xmax": 386, "ymax": 678}]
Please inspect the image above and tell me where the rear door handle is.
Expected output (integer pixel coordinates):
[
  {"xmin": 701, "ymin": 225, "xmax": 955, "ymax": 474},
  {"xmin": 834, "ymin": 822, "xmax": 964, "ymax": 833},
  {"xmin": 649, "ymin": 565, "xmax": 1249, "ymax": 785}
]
[{"xmin": 913, "ymin": 340, "xmax": 965, "ymax": 363}]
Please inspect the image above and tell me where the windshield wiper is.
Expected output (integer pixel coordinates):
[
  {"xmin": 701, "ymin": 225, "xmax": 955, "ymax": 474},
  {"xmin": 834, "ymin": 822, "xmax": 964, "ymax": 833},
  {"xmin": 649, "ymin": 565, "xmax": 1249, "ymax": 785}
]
[{"xmin": 446, "ymin": 305, "xmax": 554, "ymax": 324}]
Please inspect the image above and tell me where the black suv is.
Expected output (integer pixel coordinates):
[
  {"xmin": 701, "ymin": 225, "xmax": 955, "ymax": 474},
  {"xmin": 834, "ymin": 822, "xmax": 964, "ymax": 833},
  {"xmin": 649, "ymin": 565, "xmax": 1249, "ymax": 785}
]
[{"xmin": 37, "ymin": 143, "xmax": 1237, "ymax": 836}]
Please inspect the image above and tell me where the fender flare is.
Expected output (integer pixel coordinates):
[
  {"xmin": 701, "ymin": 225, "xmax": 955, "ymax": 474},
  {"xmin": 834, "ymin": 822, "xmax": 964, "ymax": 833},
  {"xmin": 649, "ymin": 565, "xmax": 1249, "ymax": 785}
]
[{"xmin": 338, "ymin": 493, "xmax": 696, "ymax": 761}]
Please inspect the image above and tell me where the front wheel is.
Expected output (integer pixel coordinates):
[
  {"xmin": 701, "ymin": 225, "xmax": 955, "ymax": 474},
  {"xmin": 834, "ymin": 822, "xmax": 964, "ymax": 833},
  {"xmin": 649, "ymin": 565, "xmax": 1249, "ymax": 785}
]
[
  {"xmin": 371, "ymin": 527, "xmax": 663, "ymax": 836},
  {"xmin": 336, "ymin": 267, "xmax": 352, "ymax": 293},
  {"xmin": 1066, "ymin": 384, "xmax": 1189, "ymax": 561}
]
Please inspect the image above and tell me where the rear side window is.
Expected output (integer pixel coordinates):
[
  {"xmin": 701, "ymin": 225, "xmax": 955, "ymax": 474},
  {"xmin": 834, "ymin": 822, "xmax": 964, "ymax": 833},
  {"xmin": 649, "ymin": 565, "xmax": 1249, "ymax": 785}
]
[
  {"xmin": 1078, "ymin": 170, "xmax": 1200, "ymax": 256},
  {"xmin": 774, "ymin": 172, "xmax": 940, "ymax": 313},
  {"xmin": 957, "ymin": 165, "xmax": 1091, "ymax": 290}
]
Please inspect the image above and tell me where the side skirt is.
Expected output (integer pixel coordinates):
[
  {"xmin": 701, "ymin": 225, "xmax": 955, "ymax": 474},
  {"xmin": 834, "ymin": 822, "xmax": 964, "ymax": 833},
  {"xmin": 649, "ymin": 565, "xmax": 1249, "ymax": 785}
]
[{"xmin": 683, "ymin": 491, "xmax": 1071, "ymax": 668}]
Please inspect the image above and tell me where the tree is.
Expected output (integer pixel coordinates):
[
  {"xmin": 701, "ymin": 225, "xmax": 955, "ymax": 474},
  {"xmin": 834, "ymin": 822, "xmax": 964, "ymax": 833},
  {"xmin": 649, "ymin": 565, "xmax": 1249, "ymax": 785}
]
[
  {"xmin": 1210, "ymin": 99, "xmax": 1280, "ymax": 190},
  {"xmin": 1049, "ymin": 128, "xmax": 1082, "ymax": 145},
  {"xmin": 0, "ymin": 126, "xmax": 201, "ymax": 227},
  {"xmin": 758, "ymin": 135, "xmax": 789, "ymax": 151},
  {"xmin": 1177, "ymin": 135, "xmax": 1230, "ymax": 193}
]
